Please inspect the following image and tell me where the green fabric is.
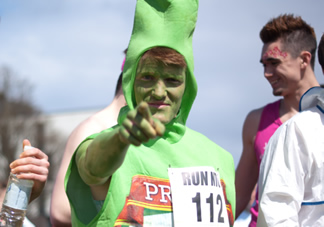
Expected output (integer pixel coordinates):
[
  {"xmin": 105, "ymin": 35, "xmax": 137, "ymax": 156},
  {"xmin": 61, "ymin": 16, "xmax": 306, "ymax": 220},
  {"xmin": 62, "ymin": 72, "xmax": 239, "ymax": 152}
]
[
  {"xmin": 67, "ymin": 129, "xmax": 236, "ymax": 227},
  {"xmin": 65, "ymin": 0, "xmax": 236, "ymax": 226},
  {"xmin": 120, "ymin": 0, "xmax": 198, "ymax": 126}
]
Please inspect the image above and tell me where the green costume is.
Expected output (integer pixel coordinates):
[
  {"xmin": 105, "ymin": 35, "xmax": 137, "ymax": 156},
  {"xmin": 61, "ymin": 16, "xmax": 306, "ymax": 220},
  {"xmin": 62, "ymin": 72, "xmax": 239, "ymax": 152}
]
[{"xmin": 65, "ymin": 0, "xmax": 235, "ymax": 226}]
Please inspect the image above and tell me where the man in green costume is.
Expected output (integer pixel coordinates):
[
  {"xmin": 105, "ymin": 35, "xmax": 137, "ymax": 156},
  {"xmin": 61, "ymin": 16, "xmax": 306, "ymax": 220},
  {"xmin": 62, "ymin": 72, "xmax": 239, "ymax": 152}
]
[{"xmin": 65, "ymin": 0, "xmax": 235, "ymax": 226}]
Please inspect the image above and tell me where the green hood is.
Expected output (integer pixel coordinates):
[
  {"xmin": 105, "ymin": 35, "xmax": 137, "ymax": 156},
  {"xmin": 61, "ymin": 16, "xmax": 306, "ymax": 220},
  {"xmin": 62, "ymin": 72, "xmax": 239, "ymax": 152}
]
[{"xmin": 120, "ymin": 0, "xmax": 198, "ymax": 127}]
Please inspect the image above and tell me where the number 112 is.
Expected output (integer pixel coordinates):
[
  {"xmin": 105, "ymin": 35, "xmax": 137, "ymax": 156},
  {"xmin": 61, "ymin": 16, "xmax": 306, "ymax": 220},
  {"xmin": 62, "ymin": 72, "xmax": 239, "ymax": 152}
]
[{"xmin": 192, "ymin": 192, "xmax": 225, "ymax": 223}]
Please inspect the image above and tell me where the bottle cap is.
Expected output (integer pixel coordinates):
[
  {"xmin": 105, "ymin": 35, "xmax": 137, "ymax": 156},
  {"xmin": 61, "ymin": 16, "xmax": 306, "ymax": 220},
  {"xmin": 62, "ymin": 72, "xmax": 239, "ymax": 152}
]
[{"xmin": 23, "ymin": 146, "xmax": 33, "ymax": 151}]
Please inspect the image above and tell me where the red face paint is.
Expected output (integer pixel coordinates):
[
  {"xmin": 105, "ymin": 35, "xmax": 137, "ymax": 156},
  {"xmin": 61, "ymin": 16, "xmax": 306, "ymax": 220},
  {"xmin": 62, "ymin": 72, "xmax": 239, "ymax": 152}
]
[{"xmin": 263, "ymin": 46, "xmax": 288, "ymax": 61}]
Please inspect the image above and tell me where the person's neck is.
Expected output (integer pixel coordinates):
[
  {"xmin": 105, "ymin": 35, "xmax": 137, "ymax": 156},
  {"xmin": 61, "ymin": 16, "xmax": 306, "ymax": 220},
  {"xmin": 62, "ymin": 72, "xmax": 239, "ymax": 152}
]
[
  {"xmin": 113, "ymin": 93, "xmax": 126, "ymax": 109},
  {"xmin": 280, "ymin": 70, "xmax": 320, "ymax": 121}
]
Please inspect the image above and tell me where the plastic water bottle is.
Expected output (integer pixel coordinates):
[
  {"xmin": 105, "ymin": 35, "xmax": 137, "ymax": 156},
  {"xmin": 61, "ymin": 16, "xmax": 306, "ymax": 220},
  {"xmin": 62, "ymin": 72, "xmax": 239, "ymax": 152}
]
[{"xmin": 0, "ymin": 146, "xmax": 34, "ymax": 227}]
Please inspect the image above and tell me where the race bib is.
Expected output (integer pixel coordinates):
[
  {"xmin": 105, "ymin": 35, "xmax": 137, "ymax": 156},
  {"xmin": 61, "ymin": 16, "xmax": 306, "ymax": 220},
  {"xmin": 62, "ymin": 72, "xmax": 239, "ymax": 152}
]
[{"xmin": 168, "ymin": 166, "xmax": 229, "ymax": 227}]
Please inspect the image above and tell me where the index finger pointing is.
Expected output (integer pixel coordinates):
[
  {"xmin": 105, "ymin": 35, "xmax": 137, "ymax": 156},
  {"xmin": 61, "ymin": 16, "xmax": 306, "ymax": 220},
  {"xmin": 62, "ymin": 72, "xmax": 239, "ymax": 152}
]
[{"xmin": 137, "ymin": 102, "xmax": 153, "ymax": 124}]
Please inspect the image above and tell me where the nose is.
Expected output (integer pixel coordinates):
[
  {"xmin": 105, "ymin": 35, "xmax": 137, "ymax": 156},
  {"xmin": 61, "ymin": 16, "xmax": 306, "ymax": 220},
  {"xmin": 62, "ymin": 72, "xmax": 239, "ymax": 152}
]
[
  {"xmin": 152, "ymin": 80, "xmax": 166, "ymax": 99},
  {"xmin": 264, "ymin": 66, "xmax": 273, "ymax": 78}
]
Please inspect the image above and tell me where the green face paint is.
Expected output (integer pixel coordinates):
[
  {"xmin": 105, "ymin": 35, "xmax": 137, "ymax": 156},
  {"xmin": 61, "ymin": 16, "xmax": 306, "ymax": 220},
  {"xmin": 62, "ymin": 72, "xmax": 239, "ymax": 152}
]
[
  {"xmin": 134, "ymin": 56, "xmax": 186, "ymax": 124},
  {"xmin": 121, "ymin": 0, "xmax": 198, "ymax": 126}
]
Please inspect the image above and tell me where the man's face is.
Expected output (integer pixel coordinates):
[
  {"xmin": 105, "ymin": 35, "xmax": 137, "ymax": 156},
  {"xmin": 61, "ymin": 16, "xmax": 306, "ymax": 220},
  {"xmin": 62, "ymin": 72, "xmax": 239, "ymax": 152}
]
[
  {"xmin": 134, "ymin": 56, "xmax": 186, "ymax": 124},
  {"xmin": 260, "ymin": 40, "xmax": 302, "ymax": 97}
]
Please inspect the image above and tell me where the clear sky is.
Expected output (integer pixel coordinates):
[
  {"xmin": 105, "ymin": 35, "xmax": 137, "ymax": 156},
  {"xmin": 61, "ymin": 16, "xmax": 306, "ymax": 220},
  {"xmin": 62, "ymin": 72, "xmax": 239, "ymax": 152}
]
[{"xmin": 1, "ymin": 0, "xmax": 324, "ymax": 166}]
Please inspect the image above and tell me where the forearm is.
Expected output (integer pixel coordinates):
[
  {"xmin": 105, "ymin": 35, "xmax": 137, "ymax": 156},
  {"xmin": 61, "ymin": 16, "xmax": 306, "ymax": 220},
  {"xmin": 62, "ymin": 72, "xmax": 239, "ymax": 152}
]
[
  {"xmin": 235, "ymin": 156, "xmax": 258, "ymax": 218},
  {"xmin": 50, "ymin": 198, "xmax": 72, "ymax": 227},
  {"xmin": 50, "ymin": 168, "xmax": 72, "ymax": 226},
  {"xmin": 76, "ymin": 127, "xmax": 129, "ymax": 185},
  {"xmin": 235, "ymin": 178, "xmax": 256, "ymax": 218},
  {"xmin": 235, "ymin": 193, "xmax": 252, "ymax": 218}
]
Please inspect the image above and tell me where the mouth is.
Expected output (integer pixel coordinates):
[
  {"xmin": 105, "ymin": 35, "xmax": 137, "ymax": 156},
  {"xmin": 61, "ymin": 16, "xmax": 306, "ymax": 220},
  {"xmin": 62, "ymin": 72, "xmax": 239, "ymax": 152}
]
[
  {"xmin": 148, "ymin": 102, "xmax": 169, "ymax": 109},
  {"xmin": 270, "ymin": 79, "xmax": 279, "ymax": 85}
]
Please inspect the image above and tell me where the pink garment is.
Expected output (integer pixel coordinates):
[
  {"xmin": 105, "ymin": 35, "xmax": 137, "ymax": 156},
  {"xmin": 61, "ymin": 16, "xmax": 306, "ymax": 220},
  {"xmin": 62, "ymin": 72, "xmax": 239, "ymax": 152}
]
[
  {"xmin": 121, "ymin": 57, "xmax": 126, "ymax": 71},
  {"xmin": 249, "ymin": 99, "xmax": 282, "ymax": 227}
]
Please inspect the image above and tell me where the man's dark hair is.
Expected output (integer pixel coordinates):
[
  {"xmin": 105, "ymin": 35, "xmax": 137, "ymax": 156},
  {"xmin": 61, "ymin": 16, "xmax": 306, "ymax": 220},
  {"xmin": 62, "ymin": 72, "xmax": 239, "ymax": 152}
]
[
  {"xmin": 114, "ymin": 48, "xmax": 128, "ymax": 96},
  {"xmin": 115, "ymin": 72, "xmax": 123, "ymax": 96},
  {"xmin": 260, "ymin": 14, "xmax": 317, "ymax": 69},
  {"xmin": 318, "ymin": 34, "xmax": 324, "ymax": 70}
]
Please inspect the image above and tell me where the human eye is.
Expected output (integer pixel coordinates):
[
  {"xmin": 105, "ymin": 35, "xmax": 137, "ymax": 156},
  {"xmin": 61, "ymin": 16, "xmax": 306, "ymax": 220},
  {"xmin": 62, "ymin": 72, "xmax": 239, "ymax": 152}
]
[
  {"xmin": 166, "ymin": 78, "xmax": 179, "ymax": 83},
  {"xmin": 165, "ymin": 76, "xmax": 183, "ymax": 85},
  {"xmin": 140, "ymin": 74, "xmax": 155, "ymax": 81},
  {"xmin": 267, "ymin": 58, "xmax": 281, "ymax": 66},
  {"xmin": 262, "ymin": 60, "xmax": 279, "ymax": 68},
  {"xmin": 270, "ymin": 61, "xmax": 279, "ymax": 66}
]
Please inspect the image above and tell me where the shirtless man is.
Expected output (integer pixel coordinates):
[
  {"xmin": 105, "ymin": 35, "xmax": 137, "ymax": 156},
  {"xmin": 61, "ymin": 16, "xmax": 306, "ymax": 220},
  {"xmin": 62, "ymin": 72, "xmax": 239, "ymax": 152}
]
[{"xmin": 50, "ymin": 65, "xmax": 126, "ymax": 227}]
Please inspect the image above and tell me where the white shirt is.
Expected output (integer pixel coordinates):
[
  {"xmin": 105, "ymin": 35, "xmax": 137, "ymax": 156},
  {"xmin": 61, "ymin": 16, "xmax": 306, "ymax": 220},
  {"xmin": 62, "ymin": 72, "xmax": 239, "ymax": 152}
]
[{"xmin": 257, "ymin": 87, "xmax": 324, "ymax": 227}]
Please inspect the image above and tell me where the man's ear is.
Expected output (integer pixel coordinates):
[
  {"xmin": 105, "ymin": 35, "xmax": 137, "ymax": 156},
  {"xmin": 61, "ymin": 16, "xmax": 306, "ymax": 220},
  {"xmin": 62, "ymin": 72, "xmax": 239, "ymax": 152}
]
[{"xmin": 300, "ymin": 51, "xmax": 312, "ymax": 69}]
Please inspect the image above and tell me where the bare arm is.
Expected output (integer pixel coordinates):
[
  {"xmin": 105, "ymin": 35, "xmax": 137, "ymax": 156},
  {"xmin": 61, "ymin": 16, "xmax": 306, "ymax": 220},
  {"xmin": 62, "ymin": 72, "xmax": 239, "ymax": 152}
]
[
  {"xmin": 50, "ymin": 118, "xmax": 106, "ymax": 227},
  {"xmin": 50, "ymin": 133, "xmax": 83, "ymax": 226},
  {"xmin": 235, "ymin": 109, "xmax": 261, "ymax": 219},
  {"xmin": 50, "ymin": 97, "xmax": 124, "ymax": 226}
]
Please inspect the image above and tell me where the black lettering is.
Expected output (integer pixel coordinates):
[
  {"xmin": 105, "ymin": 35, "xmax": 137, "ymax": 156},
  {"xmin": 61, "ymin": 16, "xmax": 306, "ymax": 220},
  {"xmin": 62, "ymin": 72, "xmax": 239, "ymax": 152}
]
[
  {"xmin": 182, "ymin": 172, "xmax": 191, "ymax": 185},
  {"xmin": 211, "ymin": 172, "xmax": 216, "ymax": 186},
  {"xmin": 211, "ymin": 172, "xmax": 220, "ymax": 187},
  {"xmin": 192, "ymin": 171, "xmax": 200, "ymax": 186},
  {"xmin": 200, "ymin": 171, "xmax": 208, "ymax": 186}
]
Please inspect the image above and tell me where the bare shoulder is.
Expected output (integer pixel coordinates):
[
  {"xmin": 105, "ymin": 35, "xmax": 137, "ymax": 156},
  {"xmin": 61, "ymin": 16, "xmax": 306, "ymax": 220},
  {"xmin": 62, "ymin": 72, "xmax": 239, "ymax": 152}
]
[
  {"xmin": 91, "ymin": 107, "xmax": 118, "ymax": 129},
  {"xmin": 245, "ymin": 106, "xmax": 264, "ymax": 122},
  {"xmin": 244, "ymin": 107, "xmax": 264, "ymax": 129},
  {"xmin": 68, "ymin": 113, "xmax": 107, "ymax": 145},
  {"xmin": 242, "ymin": 106, "xmax": 266, "ymax": 143}
]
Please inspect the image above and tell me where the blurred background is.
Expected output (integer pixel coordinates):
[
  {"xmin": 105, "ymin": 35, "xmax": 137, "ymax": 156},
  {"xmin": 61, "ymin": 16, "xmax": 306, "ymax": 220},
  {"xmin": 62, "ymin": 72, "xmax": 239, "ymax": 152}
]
[{"xmin": 1, "ymin": 1, "xmax": 324, "ymax": 225}]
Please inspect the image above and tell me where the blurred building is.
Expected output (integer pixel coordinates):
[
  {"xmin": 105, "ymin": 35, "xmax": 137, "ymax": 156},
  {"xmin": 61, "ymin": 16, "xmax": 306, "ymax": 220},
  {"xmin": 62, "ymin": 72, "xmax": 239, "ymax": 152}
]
[{"xmin": 28, "ymin": 107, "xmax": 100, "ymax": 226}]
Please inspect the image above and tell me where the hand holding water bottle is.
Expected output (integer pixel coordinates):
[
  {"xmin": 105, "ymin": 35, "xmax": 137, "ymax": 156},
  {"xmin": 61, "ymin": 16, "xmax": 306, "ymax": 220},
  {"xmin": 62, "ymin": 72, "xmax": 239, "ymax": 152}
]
[
  {"xmin": 9, "ymin": 139, "xmax": 50, "ymax": 203},
  {"xmin": 0, "ymin": 140, "xmax": 50, "ymax": 226}
]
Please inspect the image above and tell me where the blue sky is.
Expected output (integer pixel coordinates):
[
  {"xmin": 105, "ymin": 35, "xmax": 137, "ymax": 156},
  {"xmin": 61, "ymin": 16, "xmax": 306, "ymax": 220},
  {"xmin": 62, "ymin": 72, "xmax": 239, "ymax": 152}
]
[{"xmin": 1, "ymin": 1, "xmax": 324, "ymax": 166}]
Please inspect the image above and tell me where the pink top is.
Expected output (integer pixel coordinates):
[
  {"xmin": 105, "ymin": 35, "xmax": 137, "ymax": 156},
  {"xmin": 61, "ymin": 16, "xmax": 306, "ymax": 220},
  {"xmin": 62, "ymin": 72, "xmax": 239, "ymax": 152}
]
[{"xmin": 249, "ymin": 99, "xmax": 282, "ymax": 227}]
